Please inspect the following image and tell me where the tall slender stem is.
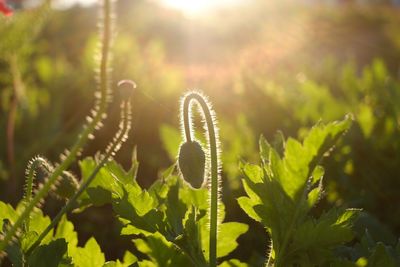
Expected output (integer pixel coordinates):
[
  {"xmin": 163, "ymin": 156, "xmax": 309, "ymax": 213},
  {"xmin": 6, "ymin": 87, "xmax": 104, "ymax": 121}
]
[
  {"xmin": 27, "ymin": 101, "xmax": 131, "ymax": 255},
  {"xmin": 23, "ymin": 157, "xmax": 53, "ymax": 233},
  {"xmin": 182, "ymin": 92, "xmax": 220, "ymax": 267}
]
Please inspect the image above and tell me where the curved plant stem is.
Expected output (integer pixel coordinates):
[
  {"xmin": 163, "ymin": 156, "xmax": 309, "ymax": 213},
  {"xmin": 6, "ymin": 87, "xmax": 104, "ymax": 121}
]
[
  {"xmin": 181, "ymin": 92, "xmax": 220, "ymax": 267},
  {"xmin": 27, "ymin": 101, "xmax": 131, "ymax": 255},
  {"xmin": 23, "ymin": 157, "xmax": 53, "ymax": 232},
  {"xmin": 0, "ymin": 0, "xmax": 112, "ymax": 252}
]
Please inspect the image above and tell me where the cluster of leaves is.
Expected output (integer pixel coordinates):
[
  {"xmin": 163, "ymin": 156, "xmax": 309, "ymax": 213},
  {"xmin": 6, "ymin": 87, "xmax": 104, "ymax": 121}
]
[
  {"xmin": 2, "ymin": 111, "xmax": 399, "ymax": 266},
  {"xmin": 252, "ymin": 58, "xmax": 400, "ymax": 232},
  {"xmin": 238, "ymin": 116, "xmax": 400, "ymax": 266},
  {"xmin": 0, "ymin": 153, "xmax": 248, "ymax": 266},
  {"xmin": 0, "ymin": 202, "xmax": 136, "ymax": 267},
  {"xmin": 78, "ymin": 154, "xmax": 248, "ymax": 266},
  {"xmin": 238, "ymin": 117, "xmax": 357, "ymax": 266}
]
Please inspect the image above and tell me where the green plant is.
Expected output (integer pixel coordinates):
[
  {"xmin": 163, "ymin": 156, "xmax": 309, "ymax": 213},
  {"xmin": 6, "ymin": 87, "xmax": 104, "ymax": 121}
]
[
  {"xmin": 238, "ymin": 116, "xmax": 361, "ymax": 266},
  {"xmin": 178, "ymin": 91, "xmax": 221, "ymax": 267},
  {"xmin": 87, "ymin": 91, "xmax": 247, "ymax": 266},
  {"xmin": 78, "ymin": 154, "xmax": 248, "ymax": 267}
]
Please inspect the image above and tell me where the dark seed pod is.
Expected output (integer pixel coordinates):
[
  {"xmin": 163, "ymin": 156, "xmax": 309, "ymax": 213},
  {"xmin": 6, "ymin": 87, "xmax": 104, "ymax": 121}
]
[{"xmin": 178, "ymin": 140, "xmax": 206, "ymax": 189}]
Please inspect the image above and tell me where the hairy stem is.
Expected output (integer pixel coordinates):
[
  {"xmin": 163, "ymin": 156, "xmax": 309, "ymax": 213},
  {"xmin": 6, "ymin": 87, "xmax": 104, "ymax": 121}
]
[
  {"xmin": 27, "ymin": 101, "xmax": 131, "ymax": 254},
  {"xmin": 182, "ymin": 92, "xmax": 220, "ymax": 267},
  {"xmin": 23, "ymin": 157, "xmax": 53, "ymax": 232}
]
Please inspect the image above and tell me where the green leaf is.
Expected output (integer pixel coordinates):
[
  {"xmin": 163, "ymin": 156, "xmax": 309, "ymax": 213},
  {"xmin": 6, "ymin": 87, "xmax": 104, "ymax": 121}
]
[
  {"xmin": 106, "ymin": 158, "xmax": 139, "ymax": 186},
  {"xmin": 179, "ymin": 182, "xmax": 209, "ymax": 210},
  {"xmin": 311, "ymin": 165, "xmax": 324, "ymax": 185},
  {"xmin": 307, "ymin": 183, "xmax": 322, "ymax": 209},
  {"xmin": 216, "ymin": 222, "xmax": 248, "ymax": 258},
  {"xmin": 0, "ymin": 201, "xmax": 17, "ymax": 229},
  {"xmin": 103, "ymin": 256, "xmax": 139, "ymax": 267},
  {"xmin": 134, "ymin": 234, "xmax": 191, "ymax": 266},
  {"xmin": 282, "ymin": 117, "xmax": 351, "ymax": 201},
  {"xmin": 368, "ymin": 243, "xmax": 396, "ymax": 267},
  {"xmin": 70, "ymin": 237, "xmax": 105, "ymax": 267},
  {"xmin": 54, "ymin": 215, "xmax": 78, "ymax": 254},
  {"xmin": 5, "ymin": 240, "xmax": 23, "ymax": 267},
  {"xmin": 173, "ymin": 207, "xmax": 207, "ymax": 266},
  {"xmin": 122, "ymin": 251, "xmax": 139, "ymax": 266},
  {"xmin": 237, "ymin": 196, "xmax": 261, "ymax": 222},
  {"xmin": 112, "ymin": 184, "xmax": 161, "ymax": 235},
  {"xmin": 160, "ymin": 124, "xmax": 181, "ymax": 161},
  {"xmin": 259, "ymin": 135, "xmax": 271, "ymax": 165},
  {"xmin": 163, "ymin": 181, "xmax": 187, "ymax": 238},
  {"xmin": 28, "ymin": 209, "xmax": 54, "ymax": 245},
  {"xmin": 28, "ymin": 239, "xmax": 68, "ymax": 267},
  {"xmin": 199, "ymin": 211, "xmax": 248, "ymax": 260},
  {"xmin": 78, "ymin": 158, "xmax": 113, "ymax": 206},
  {"xmin": 294, "ymin": 209, "xmax": 358, "ymax": 247},
  {"xmin": 219, "ymin": 259, "xmax": 249, "ymax": 267},
  {"xmin": 78, "ymin": 157, "xmax": 140, "ymax": 208},
  {"xmin": 289, "ymin": 209, "xmax": 359, "ymax": 265},
  {"xmin": 20, "ymin": 231, "xmax": 38, "ymax": 252},
  {"xmin": 242, "ymin": 164, "xmax": 264, "ymax": 184}
]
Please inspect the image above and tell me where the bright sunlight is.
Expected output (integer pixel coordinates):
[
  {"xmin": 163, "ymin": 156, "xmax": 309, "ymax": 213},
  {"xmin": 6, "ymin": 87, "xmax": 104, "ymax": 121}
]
[{"xmin": 159, "ymin": 0, "xmax": 244, "ymax": 17}]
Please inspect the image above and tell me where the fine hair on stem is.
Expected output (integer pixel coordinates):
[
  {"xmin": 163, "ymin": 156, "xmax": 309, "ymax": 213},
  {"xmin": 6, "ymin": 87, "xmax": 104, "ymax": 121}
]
[{"xmin": 179, "ymin": 90, "xmax": 222, "ymax": 267}]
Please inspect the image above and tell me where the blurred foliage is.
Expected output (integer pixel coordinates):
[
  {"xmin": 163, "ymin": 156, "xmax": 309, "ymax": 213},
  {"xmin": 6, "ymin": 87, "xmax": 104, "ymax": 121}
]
[{"xmin": 1, "ymin": 0, "xmax": 400, "ymax": 265}]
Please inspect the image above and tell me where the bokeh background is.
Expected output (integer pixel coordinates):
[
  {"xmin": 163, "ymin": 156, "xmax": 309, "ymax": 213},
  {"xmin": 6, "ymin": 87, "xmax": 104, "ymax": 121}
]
[{"xmin": 1, "ymin": 0, "xmax": 400, "ymax": 265}]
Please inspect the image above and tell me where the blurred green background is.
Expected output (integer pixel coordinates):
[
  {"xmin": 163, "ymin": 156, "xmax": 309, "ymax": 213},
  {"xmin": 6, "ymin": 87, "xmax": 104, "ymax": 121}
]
[{"xmin": 1, "ymin": 0, "xmax": 400, "ymax": 264}]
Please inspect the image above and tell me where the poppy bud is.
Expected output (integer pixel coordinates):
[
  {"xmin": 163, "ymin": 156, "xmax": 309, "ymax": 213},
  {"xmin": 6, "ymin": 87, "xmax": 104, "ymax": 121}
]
[
  {"xmin": 118, "ymin": 79, "xmax": 136, "ymax": 99},
  {"xmin": 53, "ymin": 171, "xmax": 79, "ymax": 200},
  {"xmin": 178, "ymin": 140, "xmax": 206, "ymax": 189}
]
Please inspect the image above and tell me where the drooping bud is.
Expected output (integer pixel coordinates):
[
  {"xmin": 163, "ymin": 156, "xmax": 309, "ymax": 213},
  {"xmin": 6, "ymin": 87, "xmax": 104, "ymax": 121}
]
[
  {"xmin": 178, "ymin": 140, "xmax": 206, "ymax": 189},
  {"xmin": 118, "ymin": 79, "xmax": 136, "ymax": 99},
  {"xmin": 53, "ymin": 171, "xmax": 79, "ymax": 200}
]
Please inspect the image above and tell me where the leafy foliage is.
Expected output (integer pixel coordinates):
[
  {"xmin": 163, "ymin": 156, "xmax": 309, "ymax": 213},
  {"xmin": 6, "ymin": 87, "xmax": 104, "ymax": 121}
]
[
  {"xmin": 79, "ymin": 156, "xmax": 248, "ymax": 266},
  {"xmin": 238, "ymin": 116, "xmax": 361, "ymax": 266}
]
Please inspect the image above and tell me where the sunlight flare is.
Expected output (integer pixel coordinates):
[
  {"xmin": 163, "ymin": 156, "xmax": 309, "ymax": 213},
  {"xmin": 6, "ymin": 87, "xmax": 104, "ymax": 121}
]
[{"xmin": 160, "ymin": 0, "xmax": 244, "ymax": 17}]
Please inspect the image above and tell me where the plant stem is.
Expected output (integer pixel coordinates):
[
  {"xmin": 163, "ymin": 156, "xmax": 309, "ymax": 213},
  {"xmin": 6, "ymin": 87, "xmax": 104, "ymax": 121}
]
[
  {"xmin": 182, "ymin": 92, "xmax": 220, "ymax": 267},
  {"xmin": 26, "ymin": 102, "xmax": 131, "ymax": 254},
  {"xmin": 23, "ymin": 157, "xmax": 53, "ymax": 233}
]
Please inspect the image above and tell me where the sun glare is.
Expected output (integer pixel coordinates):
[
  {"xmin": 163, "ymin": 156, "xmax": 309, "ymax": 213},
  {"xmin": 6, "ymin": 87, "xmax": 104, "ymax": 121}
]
[{"xmin": 160, "ymin": 0, "xmax": 244, "ymax": 17}]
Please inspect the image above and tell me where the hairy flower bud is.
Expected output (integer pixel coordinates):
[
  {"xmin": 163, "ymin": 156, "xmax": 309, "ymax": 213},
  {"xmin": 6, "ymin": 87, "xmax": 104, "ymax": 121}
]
[
  {"xmin": 53, "ymin": 171, "xmax": 79, "ymax": 199},
  {"xmin": 178, "ymin": 140, "xmax": 206, "ymax": 189},
  {"xmin": 118, "ymin": 79, "xmax": 136, "ymax": 99}
]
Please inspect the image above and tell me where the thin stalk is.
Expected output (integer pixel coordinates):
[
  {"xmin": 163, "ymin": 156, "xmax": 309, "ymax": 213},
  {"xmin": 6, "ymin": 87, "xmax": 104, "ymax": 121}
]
[
  {"xmin": 0, "ymin": 0, "xmax": 112, "ymax": 252},
  {"xmin": 27, "ymin": 101, "xmax": 131, "ymax": 255},
  {"xmin": 181, "ymin": 92, "xmax": 220, "ymax": 267},
  {"xmin": 23, "ymin": 157, "xmax": 53, "ymax": 232}
]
